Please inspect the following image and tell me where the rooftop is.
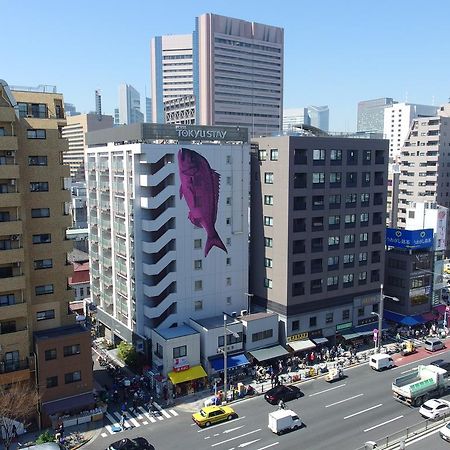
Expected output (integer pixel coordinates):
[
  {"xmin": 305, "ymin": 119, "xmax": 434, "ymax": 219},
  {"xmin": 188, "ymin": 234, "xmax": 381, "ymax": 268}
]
[
  {"xmin": 68, "ymin": 248, "xmax": 89, "ymax": 263},
  {"xmin": 239, "ymin": 312, "xmax": 277, "ymax": 322},
  {"xmin": 156, "ymin": 324, "xmax": 198, "ymax": 340},
  {"xmin": 34, "ymin": 324, "xmax": 88, "ymax": 340},
  {"xmin": 192, "ymin": 315, "xmax": 240, "ymax": 330}
]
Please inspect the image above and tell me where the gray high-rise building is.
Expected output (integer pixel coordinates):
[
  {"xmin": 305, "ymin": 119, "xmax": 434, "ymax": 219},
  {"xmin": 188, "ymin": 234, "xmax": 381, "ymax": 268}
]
[
  {"xmin": 145, "ymin": 96, "xmax": 152, "ymax": 123},
  {"xmin": 118, "ymin": 84, "xmax": 144, "ymax": 125},
  {"xmin": 357, "ymin": 97, "xmax": 395, "ymax": 133},
  {"xmin": 95, "ymin": 89, "xmax": 102, "ymax": 116},
  {"xmin": 250, "ymin": 133, "xmax": 388, "ymax": 344},
  {"xmin": 64, "ymin": 103, "xmax": 80, "ymax": 116},
  {"xmin": 308, "ymin": 105, "xmax": 329, "ymax": 132}
]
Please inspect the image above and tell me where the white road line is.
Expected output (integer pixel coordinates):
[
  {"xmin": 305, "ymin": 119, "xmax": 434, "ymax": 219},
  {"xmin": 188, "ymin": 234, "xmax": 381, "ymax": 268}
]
[
  {"xmin": 223, "ymin": 426, "xmax": 245, "ymax": 434},
  {"xmin": 169, "ymin": 409, "xmax": 179, "ymax": 416},
  {"xmin": 105, "ymin": 425, "xmax": 115, "ymax": 435},
  {"xmin": 143, "ymin": 421, "xmax": 148, "ymax": 425},
  {"xmin": 363, "ymin": 415, "xmax": 404, "ymax": 432},
  {"xmin": 197, "ymin": 416, "xmax": 246, "ymax": 433},
  {"xmin": 101, "ymin": 432, "xmax": 108, "ymax": 437},
  {"xmin": 214, "ymin": 433, "xmax": 220, "ymax": 436},
  {"xmin": 256, "ymin": 443, "xmax": 279, "ymax": 450},
  {"xmin": 325, "ymin": 393, "xmax": 364, "ymax": 408},
  {"xmin": 401, "ymin": 369, "xmax": 415, "ymax": 374},
  {"xmin": 153, "ymin": 401, "xmax": 171, "ymax": 418},
  {"xmin": 128, "ymin": 417, "xmax": 140, "ymax": 427},
  {"xmin": 112, "ymin": 411, "xmax": 131, "ymax": 428},
  {"xmin": 238, "ymin": 439, "xmax": 261, "ymax": 447},
  {"xmin": 344, "ymin": 403, "xmax": 383, "ymax": 419},
  {"xmin": 138, "ymin": 406, "xmax": 157, "ymax": 423},
  {"xmin": 211, "ymin": 429, "xmax": 262, "ymax": 447},
  {"xmin": 105, "ymin": 412, "xmax": 121, "ymax": 429},
  {"xmin": 309, "ymin": 383, "xmax": 346, "ymax": 397}
]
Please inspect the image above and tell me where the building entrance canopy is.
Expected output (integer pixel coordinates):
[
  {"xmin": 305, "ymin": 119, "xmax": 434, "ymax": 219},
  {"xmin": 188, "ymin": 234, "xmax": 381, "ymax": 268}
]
[{"xmin": 168, "ymin": 365, "xmax": 207, "ymax": 385}]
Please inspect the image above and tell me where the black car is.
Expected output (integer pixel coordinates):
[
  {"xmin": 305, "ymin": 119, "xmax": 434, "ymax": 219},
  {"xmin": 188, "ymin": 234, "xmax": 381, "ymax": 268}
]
[
  {"xmin": 108, "ymin": 437, "xmax": 155, "ymax": 450},
  {"xmin": 264, "ymin": 385, "xmax": 302, "ymax": 405},
  {"xmin": 430, "ymin": 359, "xmax": 450, "ymax": 371}
]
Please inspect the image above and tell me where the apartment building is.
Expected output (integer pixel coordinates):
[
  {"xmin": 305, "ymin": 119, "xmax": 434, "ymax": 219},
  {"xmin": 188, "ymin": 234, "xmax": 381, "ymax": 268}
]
[
  {"xmin": 85, "ymin": 123, "xmax": 250, "ymax": 373},
  {"xmin": 0, "ymin": 80, "xmax": 93, "ymax": 426},
  {"xmin": 250, "ymin": 133, "xmax": 388, "ymax": 343}
]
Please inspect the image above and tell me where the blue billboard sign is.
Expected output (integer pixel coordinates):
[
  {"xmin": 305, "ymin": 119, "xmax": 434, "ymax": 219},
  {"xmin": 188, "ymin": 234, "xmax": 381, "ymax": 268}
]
[{"xmin": 386, "ymin": 228, "xmax": 434, "ymax": 249}]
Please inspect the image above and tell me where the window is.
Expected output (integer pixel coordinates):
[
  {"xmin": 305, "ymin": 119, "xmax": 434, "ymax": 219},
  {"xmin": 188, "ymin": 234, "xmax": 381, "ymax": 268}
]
[
  {"xmin": 44, "ymin": 349, "xmax": 57, "ymax": 361},
  {"xmin": 31, "ymin": 208, "xmax": 50, "ymax": 218},
  {"xmin": 344, "ymin": 254, "xmax": 354, "ymax": 264},
  {"xmin": 309, "ymin": 316, "xmax": 317, "ymax": 327},
  {"xmin": 194, "ymin": 300, "xmax": 203, "ymax": 311},
  {"xmin": 0, "ymin": 212, "xmax": 10, "ymax": 222},
  {"xmin": 330, "ymin": 149, "xmax": 342, "ymax": 161},
  {"xmin": 194, "ymin": 260, "xmax": 202, "ymax": 270},
  {"xmin": 194, "ymin": 239, "xmax": 202, "ymax": 249},
  {"xmin": 360, "ymin": 193, "xmax": 370, "ymax": 205},
  {"xmin": 36, "ymin": 309, "xmax": 55, "ymax": 321},
  {"xmin": 358, "ymin": 307, "xmax": 364, "ymax": 317},
  {"xmin": 226, "ymin": 296, "xmax": 232, "ymax": 304},
  {"xmin": 46, "ymin": 376, "xmax": 58, "ymax": 388},
  {"xmin": 28, "ymin": 156, "xmax": 48, "ymax": 166},
  {"xmin": 363, "ymin": 150, "xmax": 371, "ymax": 163},
  {"xmin": 194, "ymin": 280, "xmax": 203, "ymax": 291},
  {"xmin": 264, "ymin": 216, "xmax": 273, "ymax": 226},
  {"xmin": 343, "ymin": 273, "xmax": 354, "ymax": 284},
  {"xmin": 328, "ymin": 236, "xmax": 340, "ymax": 246},
  {"xmin": 226, "ymin": 197, "xmax": 231, "ymax": 205},
  {"xmin": 326, "ymin": 312, "xmax": 334, "ymax": 323},
  {"xmin": 346, "ymin": 172, "xmax": 357, "ymax": 186},
  {"xmin": 292, "ymin": 320, "xmax": 299, "ymax": 331},
  {"xmin": 344, "ymin": 214, "xmax": 356, "ymax": 224},
  {"xmin": 264, "ymin": 237, "xmax": 273, "ymax": 248},
  {"xmin": 312, "ymin": 195, "xmax": 324, "ymax": 209},
  {"xmin": 226, "ymin": 277, "xmax": 232, "ymax": 286},
  {"xmin": 252, "ymin": 329, "xmax": 274, "ymax": 342},
  {"xmin": 226, "ymin": 176, "xmax": 232, "ymax": 185},
  {"xmin": 264, "ymin": 258, "xmax": 273, "ymax": 268},
  {"xmin": 362, "ymin": 172, "xmax": 371, "ymax": 185},
  {"xmin": 218, "ymin": 332, "xmax": 243, "ymax": 347},
  {"xmin": 226, "ymin": 257, "xmax": 231, "ymax": 266},
  {"xmin": 30, "ymin": 182, "xmax": 49, "ymax": 192},
  {"xmin": 312, "ymin": 172, "xmax": 325, "ymax": 184},
  {"xmin": 328, "ymin": 215, "xmax": 340, "ymax": 227},
  {"xmin": 360, "ymin": 232, "xmax": 369, "ymax": 243},
  {"xmin": 226, "ymin": 155, "xmax": 232, "ymax": 164},
  {"xmin": 313, "ymin": 149, "xmax": 326, "ymax": 161},
  {"xmin": 360, "ymin": 213, "xmax": 369, "ymax": 224},
  {"xmin": 264, "ymin": 195, "xmax": 273, "ymax": 205},
  {"xmin": 345, "ymin": 193, "xmax": 357, "ymax": 205},
  {"xmin": 34, "ymin": 259, "xmax": 52, "ymax": 269},
  {"xmin": 327, "ymin": 276, "xmax": 338, "ymax": 286},
  {"xmin": 329, "ymin": 172, "xmax": 341, "ymax": 184},
  {"xmin": 226, "ymin": 217, "xmax": 232, "ymax": 225},
  {"xmin": 264, "ymin": 172, "xmax": 273, "ymax": 184},
  {"xmin": 270, "ymin": 149, "xmax": 279, "ymax": 161},
  {"xmin": 27, "ymin": 129, "xmax": 46, "ymax": 139},
  {"xmin": 359, "ymin": 252, "xmax": 368, "ymax": 262},
  {"xmin": 155, "ymin": 343, "xmax": 163, "ymax": 359},
  {"xmin": 264, "ymin": 278, "xmax": 273, "ymax": 288},
  {"xmin": 0, "ymin": 294, "xmax": 15, "ymax": 307},
  {"xmin": 226, "ymin": 238, "xmax": 231, "ymax": 246},
  {"xmin": 344, "ymin": 234, "xmax": 355, "ymax": 244},
  {"xmin": 35, "ymin": 285, "xmax": 54, "ymax": 296},
  {"xmin": 329, "ymin": 194, "xmax": 341, "ymax": 207},
  {"xmin": 32, "ymin": 233, "xmax": 51, "ymax": 244},
  {"xmin": 328, "ymin": 256, "xmax": 339, "ymax": 267},
  {"xmin": 342, "ymin": 309, "xmax": 350, "ymax": 320},
  {"xmin": 359, "ymin": 271, "xmax": 367, "ymax": 282},
  {"xmin": 63, "ymin": 344, "xmax": 81, "ymax": 357},
  {"xmin": 258, "ymin": 150, "xmax": 267, "ymax": 161},
  {"xmin": 65, "ymin": 371, "xmax": 81, "ymax": 384},
  {"xmin": 173, "ymin": 345, "xmax": 187, "ymax": 358}
]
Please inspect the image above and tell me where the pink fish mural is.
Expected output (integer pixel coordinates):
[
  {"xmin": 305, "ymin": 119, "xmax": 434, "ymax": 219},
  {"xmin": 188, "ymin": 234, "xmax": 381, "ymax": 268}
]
[{"xmin": 178, "ymin": 147, "xmax": 227, "ymax": 257}]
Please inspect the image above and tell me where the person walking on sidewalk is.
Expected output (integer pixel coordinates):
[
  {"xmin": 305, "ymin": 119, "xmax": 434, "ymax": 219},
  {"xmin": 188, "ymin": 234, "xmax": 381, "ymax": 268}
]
[{"xmin": 121, "ymin": 411, "xmax": 127, "ymax": 428}]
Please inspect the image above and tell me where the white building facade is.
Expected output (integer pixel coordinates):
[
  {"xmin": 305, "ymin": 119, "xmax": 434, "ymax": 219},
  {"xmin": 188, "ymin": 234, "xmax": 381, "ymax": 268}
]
[
  {"xmin": 118, "ymin": 84, "xmax": 144, "ymax": 125},
  {"xmin": 85, "ymin": 124, "xmax": 250, "ymax": 354}
]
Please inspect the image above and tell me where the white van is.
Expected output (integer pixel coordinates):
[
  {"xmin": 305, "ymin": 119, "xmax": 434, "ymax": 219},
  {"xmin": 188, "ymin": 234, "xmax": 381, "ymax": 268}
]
[
  {"xmin": 425, "ymin": 338, "xmax": 445, "ymax": 352},
  {"xmin": 369, "ymin": 353, "xmax": 394, "ymax": 371}
]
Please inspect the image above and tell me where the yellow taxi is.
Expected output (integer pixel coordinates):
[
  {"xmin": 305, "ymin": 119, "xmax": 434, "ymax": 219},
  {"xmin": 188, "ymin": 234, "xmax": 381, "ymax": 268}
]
[{"xmin": 192, "ymin": 405, "xmax": 237, "ymax": 427}]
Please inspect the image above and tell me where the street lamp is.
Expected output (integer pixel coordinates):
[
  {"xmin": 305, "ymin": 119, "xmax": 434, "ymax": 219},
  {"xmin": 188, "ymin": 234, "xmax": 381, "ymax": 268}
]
[
  {"xmin": 222, "ymin": 313, "xmax": 240, "ymax": 403},
  {"xmin": 244, "ymin": 293, "xmax": 254, "ymax": 314},
  {"xmin": 371, "ymin": 283, "xmax": 400, "ymax": 353}
]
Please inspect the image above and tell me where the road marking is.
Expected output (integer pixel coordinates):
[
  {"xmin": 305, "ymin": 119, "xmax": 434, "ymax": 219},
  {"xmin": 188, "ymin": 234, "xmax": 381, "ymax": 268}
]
[
  {"xmin": 401, "ymin": 369, "xmax": 415, "ymax": 374},
  {"xmin": 309, "ymin": 383, "xmax": 346, "ymax": 397},
  {"xmin": 128, "ymin": 416, "xmax": 141, "ymax": 427},
  {"xmin": 224, "ymin": 426, "xmax": 245, "ymax": 434},
  {"xmin": 112, "ymin": 411, "xmax": 131, "ymax": 429},
  {"xmin": 256, "ymin": 443, "xmax": 279, "ymax": 450},
  {"xmin": 325, "ymin": 393, "xmax": 364, "ymax": 408},
  {"xmin": 238, "ymin": 439, "xmax": 261, "ymax": 447},
  {"xmin": 197, "ymin": 416, "xmax": 246, "ymax": 433},
  {"xmin": 101, "ymin": 432, "xmax": 108, "ymax": 438},
  {"xmin": 169, "ymin": 409, "xmax": 179, "ymax": 416},
  {"xmin": 363, "ymin": 415, "xmax": 404, "ymax": 432},
  {"xmin": 143, "ymin": 421, "xmax": 148, "ymax": 425},
  {"xmin": 153, "ymin": 401, "xmax": 171, "ymax": 418},
  {"xmin": 138, "ymin": 406, "xmax": 157, "ymax": 423},
  {"xmin": 211, "ymin": 429, "xmax": 262, "ymax": 447},
  {"xmin": 392, "ymin": 348, "xmax": 450, "ymax": 370},
  {"xmin": 214, "ymin": 433, "xmax": 220, "ymax": 436},
  {"xmin": 344, "ymin": 403, "xmax": 383, "ymax": 419},
  {"xmin": 205, "ymin": 436, "xmax": 211, "ymax": 440},
  {"xmin": 105, "ymin": 425, "xmax": 115, "ymax": 435}
]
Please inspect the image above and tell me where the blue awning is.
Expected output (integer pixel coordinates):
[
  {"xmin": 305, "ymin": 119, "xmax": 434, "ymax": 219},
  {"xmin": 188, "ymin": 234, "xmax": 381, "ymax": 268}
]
[
  {"xmin": 354, "ymin": 320, "xmax": 389, "ymax": 335},
  {"xmin": 384, "ymin": 310, "xmax": 426, "ymax": 326},
  {"xmin": 209, "ymin": 353, "xmax": 249, "ymax": 372}
]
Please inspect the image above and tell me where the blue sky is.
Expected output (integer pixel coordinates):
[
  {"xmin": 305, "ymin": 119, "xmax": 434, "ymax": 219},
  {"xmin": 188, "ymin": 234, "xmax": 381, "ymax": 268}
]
[{"xmin": 3, "ymin": 0, "xmax": 450, "ymax": 131}]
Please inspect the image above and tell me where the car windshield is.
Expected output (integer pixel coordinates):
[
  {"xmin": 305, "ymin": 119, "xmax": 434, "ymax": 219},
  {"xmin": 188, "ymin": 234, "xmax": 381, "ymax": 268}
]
[{"xmin": 422, "ymin": 404, "xmax": 433, "ymax": 411}]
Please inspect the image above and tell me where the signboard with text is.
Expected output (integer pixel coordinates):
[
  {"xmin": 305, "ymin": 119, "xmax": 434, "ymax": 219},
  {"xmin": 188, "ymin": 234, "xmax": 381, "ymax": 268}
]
[
  {"xmin": 386, "ymin": 228, "xmax": 433, "ymax": 249},
  {"xmin": 173, "ymin": 357, "xmax": 189, "ymax": 372}
]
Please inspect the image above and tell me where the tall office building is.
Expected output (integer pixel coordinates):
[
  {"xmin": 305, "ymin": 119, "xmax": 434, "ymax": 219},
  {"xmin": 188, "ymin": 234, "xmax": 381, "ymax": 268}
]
[
  {"xmin": 0, "ymin": 81, "xmax": 93, "ymax": 426},
  {"xmin": 151, "ymin": 13, "xmax": 284, "ymax": 137},
  {"xmin": 308, "ymin": 105, "xmax": 329, "ymax": 132},
  {"xmin": 64, "ymin": 103, "xmax": 80, "ymax": 117},
  {"xmin": 85, "ymin": 124, "xmax": 249, "ymax": 371},
  {"xmin": 282, "ymin": 108, "xmax": 310, "ymax": 132},
  {"xmin": 397, "ymin": 105, "xmax": 450, "ymax": 246},
  {"xmin": 95, "ymin": 89, "xmax": 102, "ymax": 117},
  {"xmin": 118, "ymin": 84, "xmax": 144, "ymax": 125},
  {"xmin": 145, "ymin": 96, "xmax": 152, "ymax": 123},
  {"xmin": 61, "ymin": 113, "xmax": 114, "ymax": 179},
  {"xmin": 357, "ymin": 97, "xmax": 395, "ymax": 134},
  {"xmin": 114, "ymin": 108, "xmax": 119, "ymax": 126},
  {"xmin": 250, "ymin": 133, "xmax": 388, "ymax": 343}
]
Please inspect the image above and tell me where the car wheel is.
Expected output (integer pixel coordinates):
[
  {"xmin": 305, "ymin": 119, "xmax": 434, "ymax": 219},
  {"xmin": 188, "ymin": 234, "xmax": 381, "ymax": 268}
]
[
  {"xmin": 205, "ymin": 421, "xmax": 211, "ymax": 427},
  {"xmin": 227, "ymin": 415, "xmax": 233, "ymax": 421}
]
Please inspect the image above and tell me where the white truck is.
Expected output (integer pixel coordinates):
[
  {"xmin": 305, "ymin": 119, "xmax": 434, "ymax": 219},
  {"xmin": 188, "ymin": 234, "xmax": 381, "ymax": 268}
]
[
  {"xmin": 392, "ymin": 364, "xmax": 448, "ymax": 407},
  {"xmin": 268, "ymin": 409, "xmax": 302, "ymax": 435}
]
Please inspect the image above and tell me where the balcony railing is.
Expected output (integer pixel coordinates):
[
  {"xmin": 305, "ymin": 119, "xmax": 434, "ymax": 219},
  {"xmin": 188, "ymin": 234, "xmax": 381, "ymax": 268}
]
[{"xmin": 0, "ymin": 358, "xmax": 29, "ymax": 374}]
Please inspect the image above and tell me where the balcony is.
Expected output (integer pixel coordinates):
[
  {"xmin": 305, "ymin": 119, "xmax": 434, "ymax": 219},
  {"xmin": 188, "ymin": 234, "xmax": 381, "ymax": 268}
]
[
  {"xmin": 0, "ymin": 191, "xmax": 20, "ymax": 207},
  {"xmin": 0, "ymin": 136, "xmax": 18, "ymax": 151},
  {"xmin": 0, "ymin": 219, "xmax": 22, "ymax": 236},
  {"xmin": 0, "ymin": 274, "xmax": 25, "ymax": 291},
  {"xmin": 0, "ymin": 163, "xmax": 19, "ymax": 179},
  {"xmin": 0, "ymin": 301, "xmax": 27, "ymax": 321},
  {"xmin": 0, "ymin": 247, "xmax": 24, "ymax": 265},
  {"xmin": 0, "ymin": 358, "xmax": 29, "ymax": 375},
  {"xmin": 0, "ymin": 358, "xmax": 30, "ymax": 386}
]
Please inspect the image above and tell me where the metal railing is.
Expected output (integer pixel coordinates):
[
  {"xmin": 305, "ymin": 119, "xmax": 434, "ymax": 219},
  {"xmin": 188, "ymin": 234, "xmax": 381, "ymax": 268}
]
[{"xmin": 0, "ymin": 358, "xmax": 29, "ymax": 374}]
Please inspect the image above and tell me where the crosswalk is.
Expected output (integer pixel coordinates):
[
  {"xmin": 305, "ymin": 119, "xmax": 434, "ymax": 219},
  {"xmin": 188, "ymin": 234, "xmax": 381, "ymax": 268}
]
[{"xmin": 101, "ymin": 402, "xmax": 180, "ymax": 437}]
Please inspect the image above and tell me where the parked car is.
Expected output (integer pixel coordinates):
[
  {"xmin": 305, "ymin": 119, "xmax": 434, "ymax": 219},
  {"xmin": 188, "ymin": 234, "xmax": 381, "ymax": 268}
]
[
  {"xmin": 264, "ymin": 385, "xmax": 302, "ymax": 405},
  {"xmin": 192, "ymin": 405, "xmax": 237, "ymax": 428},
  {"xmin": 429, "ymin": 359, "xmax": 450, "ymax": 371},
  {"xmin": 108, "ymin": 438, "xmax": 155, "ymax": 450},
  {"xmin": 419, "ymin": 399, "xmax": 450, "ymax": 420},
  {"xmin": 440, "ymin": 421, "xmax": 450, "ymax": 441},
  {"xmin": 425, "ymin": 338, "xmax": 445, "ymax": 352}
]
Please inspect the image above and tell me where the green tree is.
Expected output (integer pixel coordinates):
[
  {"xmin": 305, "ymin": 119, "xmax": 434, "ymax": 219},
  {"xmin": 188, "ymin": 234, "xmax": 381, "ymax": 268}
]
[
  {"xmin": 36, "ymin": 430, "xmax": 55, "ymax": 444},
  {"xmin": 117, "ymin": 341, "xmax": 138, "ymax": 367}
]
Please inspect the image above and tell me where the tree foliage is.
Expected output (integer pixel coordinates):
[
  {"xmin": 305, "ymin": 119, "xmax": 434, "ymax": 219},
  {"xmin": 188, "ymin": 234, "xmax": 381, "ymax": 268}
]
[
  {"xmin": 117, "ymin": 341, "xmax": 138, "ymax": 366},
  {"xmin": 36, "ymin": 430, "xmax": 55, "ymax": 444},
  {"xmin": 0, "ymin": 382, "xmax": 39, "ymax": 450}
]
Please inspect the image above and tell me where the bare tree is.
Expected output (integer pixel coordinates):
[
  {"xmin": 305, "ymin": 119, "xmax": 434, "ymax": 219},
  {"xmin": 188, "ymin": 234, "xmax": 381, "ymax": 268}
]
[{"xmin": 0, "ymin": 383, "xmax": 39, "ymax": 450}]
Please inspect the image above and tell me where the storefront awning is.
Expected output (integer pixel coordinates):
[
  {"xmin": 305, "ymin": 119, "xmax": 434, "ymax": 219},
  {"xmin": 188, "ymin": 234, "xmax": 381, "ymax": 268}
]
[
  {"xmin": 42, "ymin": 392, "xmax": 94, "ymax": 416},
  {"xmin": 341, "ymin": 321, "xmax": 389, "ymax": 341},
  {"xmin": 248, "ymin": 345, "xmax": 289, "ymax": 362},
  {"xmin": 168, "ymin": 365, "xmax": 207, "ymax": 385},
  {"xmin": 342, "ymin": 332, "xmax": 362, "ymax": 341},
  {"xmin": 383, "ymin": 310, "xmax": 425, "ymax": 326},
  {"xmin": 312, "ymin": 337, "xmax": 329, "ymax": 345},
  {"xmin": 209, "ymin": 353, "xmax": 249, "ymax": 372},
  {"xmin": 288, "ymin": 339, "xmax": 316, "ymax": 352}
]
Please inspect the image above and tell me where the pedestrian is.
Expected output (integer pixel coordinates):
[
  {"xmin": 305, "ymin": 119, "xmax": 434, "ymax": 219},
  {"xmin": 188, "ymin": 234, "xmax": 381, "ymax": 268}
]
[
  {"xmin": 121, "ymin": 411, "xmax": 127, "ymax": 428},
  {"xmin": 132, "ymin": 398, "xmax": 138, "ymax": 413}
]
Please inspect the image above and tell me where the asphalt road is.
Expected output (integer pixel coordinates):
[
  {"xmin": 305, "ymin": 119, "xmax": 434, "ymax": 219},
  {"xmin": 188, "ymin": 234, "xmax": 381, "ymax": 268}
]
[{"xmin": 88, "ymin": 348, "xmax": 450, "ymax": 450}]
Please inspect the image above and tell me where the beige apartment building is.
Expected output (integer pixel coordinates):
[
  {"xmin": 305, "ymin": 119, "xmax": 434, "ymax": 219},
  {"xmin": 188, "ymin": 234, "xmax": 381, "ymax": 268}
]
[{"xmin": 0, "ymin": 81, "xmax": 93, "ymax": 426}]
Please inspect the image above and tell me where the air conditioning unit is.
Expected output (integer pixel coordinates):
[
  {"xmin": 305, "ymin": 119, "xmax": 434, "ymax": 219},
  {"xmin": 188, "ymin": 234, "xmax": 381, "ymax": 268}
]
[
  {"xmin": 240, "ymin": 309, "xmax": 248, "ymax": 316},
  {"xmin": 6, "ymin": 151, "xmax": 14, "ymax": 156},
  {"xmin": 10, "ymin": 235, "xmax": 19, "ymax": 241}
]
